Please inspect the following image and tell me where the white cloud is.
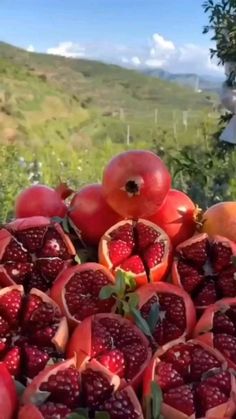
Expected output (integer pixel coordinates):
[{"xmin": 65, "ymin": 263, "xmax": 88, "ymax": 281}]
[
  {"xmin": 45, "ymin": 34, "xmax": 224, "ymax": 76},
  {"xmin": 131, "ymin": 56, "xmax": 141, "ymax": 66},
  {"xmin": 27, "ymin": 45, "xmax": 35, "ymax": 52},
  {"xmin": 47, "ymin": 42, "xmax": 85, "ymax": 58}
]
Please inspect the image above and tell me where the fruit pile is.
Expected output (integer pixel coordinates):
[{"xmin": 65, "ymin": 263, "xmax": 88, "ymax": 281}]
[{"xmin": 2, "ymin": 149, "xmax": 236, "ymax": 418}]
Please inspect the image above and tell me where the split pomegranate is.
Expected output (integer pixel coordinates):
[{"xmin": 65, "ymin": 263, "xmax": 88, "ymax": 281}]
[
  {"xmin": 67, "ymin": 313, "xmax": 152, "ymax": 388},
  {"xmin": 137, "ymin": 282, "xmax": 196, "ymax": 347},
  {"xmin": 0, "ymin": 362, "xmax": 18, "ymax": 419},
  {"xmin": 0, "ymin": 284, "xmax": 68, "ymax": 382},
  {"xmin": 50, "ymin": 263, "xmax": 115, "ymax": 328},
  {"xmin": 68, "ymin": 183, "xmax": 122, "ymax": 246},
  {"xmin": 201, "ymin": 201, "xmax": 236, "ymax": 242},
  {"xmin": 20, "ymin": 357, "xmax": 144, "ymax": 419},
  {"xmin": 102, "ymin": 150, "xmax": 171, "ymax": 218},
  {"xmin": 15, "ymin": 183, "xmax": 73, "ymax": 219},
  {"xmin": 99, "ymin": 219, "xmax": 172, "ymax": 286},
  {"xmin": 193, "ymin": 297, "xmax": 236, "ymax": 370},
  {"xmin": 172, "ymin": 233, "xmax": 236, "ymax": 311},
  {"xmin": 143, "ymin": 338, "xmax": 236, "ymax": 419},
  {"xmin": 0, "ymin": 216, "xmax": 75, "ymax": 292},
  {"xmin": 147, "ymin": 189, "xmax": 197, "ymax": 247}
]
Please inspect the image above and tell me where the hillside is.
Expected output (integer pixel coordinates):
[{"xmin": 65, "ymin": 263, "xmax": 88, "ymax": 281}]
[
  {"xmin": 142, "ymin": 68, "xmax": 222, "ymax": 93},
  {"xmin": 0, "ymin": 41, "xmax": 220, "ymax": 153}
]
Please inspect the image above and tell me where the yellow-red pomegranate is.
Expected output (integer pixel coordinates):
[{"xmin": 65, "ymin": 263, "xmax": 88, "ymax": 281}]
[{"xmin": 99, "ymin": 219, "xmax": 172, "ymax": 286}]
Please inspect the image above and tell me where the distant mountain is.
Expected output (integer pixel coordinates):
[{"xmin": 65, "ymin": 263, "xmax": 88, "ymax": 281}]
[{"xmin": 141, "ymin": 68, "xmax": 223, "ymax": 93}]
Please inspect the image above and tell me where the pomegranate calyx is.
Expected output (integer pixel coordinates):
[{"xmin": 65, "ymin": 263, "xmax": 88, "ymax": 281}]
[{"xmin": 55, "ymin": 182, "xmax": 74, "ymax": 200}]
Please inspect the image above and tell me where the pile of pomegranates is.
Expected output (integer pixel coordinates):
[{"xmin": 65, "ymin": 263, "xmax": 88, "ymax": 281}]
[{"xmin": 1, "ymin": 148, "xmax": 236, "ymax": 418}]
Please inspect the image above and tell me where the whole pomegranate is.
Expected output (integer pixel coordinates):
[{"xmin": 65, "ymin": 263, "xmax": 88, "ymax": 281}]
[
  {"xmin": 143, "ymin": 338, "xmax": 236, "ymax": 419},
  {"xmin": 172, "ymin": 233, "xmax": 236, "ymax": 311},
  {"xmin": 102, "ymin": 150, "xmax": 171, "ymax": 218},
  {"xmin": 99, "ymin": 219, "xmax": 172, "ymax": 286},
  {"xmin": 67, "ymin": 313, "xmax": 152, "ymax": 389},
  {"xmin": 148, "ymin": 189, "xmax": 197, "ymax": 247},
  {"xmin": 0, "ymin": 285, "xmax": 68, "ymax": 382},
  {"xmin": 0, "ymin": 216, "xmax": 75, "ymax": 292},
  {"xmin": 68, "ymin": 183, "xmax": 121, "ymax": 246},
  {"xmin": 194, "ymin": 297, "xmax": 236, "ymax": 370},
  {"xmin": 202, "ymin": 202, "xmax": 236, "ymax": 242},
  {"xmin": 20, "ymin": 357, "xmax": 144, "ymax": 419},
  {"xmin": 50, "ymin": 263, "xmax": 116, "ymax": 328},
  {"xmin": 136, "ymin": 282, "xmax": 196, "ymax": 348},
  {"xmin": 0, "ymin": 362, "xmax": 18, "ymax": 419},
  {"xmin": 15, "ymin": 183, "xmax": 73, "ymax": 219}
]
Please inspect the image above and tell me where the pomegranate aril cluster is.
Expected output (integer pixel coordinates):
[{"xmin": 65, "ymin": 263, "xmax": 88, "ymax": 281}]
[
  {"xmin": 0, "ymin": 288, "xmax": 64, "ymax": 381},
  {"xmin": 0, "ymin": 220, "xmax": 74, "ymax": 292},
  {"xmin": 176, "ymin": 236, "xmax": 236, "ymax": 309},
  {"xmin": 158, "ymin": 342, "xmax": 233, "ymax": 418}
]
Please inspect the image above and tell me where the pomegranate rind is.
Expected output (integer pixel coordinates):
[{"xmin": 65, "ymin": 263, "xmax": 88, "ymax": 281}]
[
  {"xmin": 67, "ymin": 312, "xmax": 152, "ymax": 389},
  {"xmin": 99, "ymin": 218, "xmax": 172, "ymax": 286},
  {"xmin": 143, "ymin": 337, "xmax": 236, "ymax": 419},
  {"xmin": 172, "ymin": 233, "xmax": 236, "ymax": 311},
  {"xmin": 18, "ymin": 404, "xmax": 44, "ymax": 419},
  {"xmin": 137, "ymin": 282, "xmax": 197, "ymax": 341},
  {"xmin": 201, "ymin": 202, "xmax": 236, "ymax": 242},
  {"xmin": 0, "ymin": 362, "xmax": 18, "ymax": 419},
  {"xmin": 50, "ymin": 263, "xmax": 115, "ymax": 329},
  {"xmin": 29, "ymin": 288, "xmax": 69, "ymax": 352},
  {"xmin": 22, "ymin": 357, "xmax": 76, "ymax": 405}
]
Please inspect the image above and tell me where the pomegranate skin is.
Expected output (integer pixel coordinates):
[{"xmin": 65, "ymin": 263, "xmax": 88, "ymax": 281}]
[
  {"xmin": 69, "ymin": 184, "xmax": 122, "ymax": 246},
  {"xmin": 102, "ymin": 150, "xmax": 171, "ymax": 219},
  {"xmin": 0, "ymin": 363, "xmax": 18, "ymax": 419},
  {"xmin": 15, "ymin": 184, "xmax": 68, "ymax": 219},
  {"xmin": 148, "ymin": 189, "xmax": 197, "ymax": 247},
  {"xmin": 202, "ymin": 202, "xmax": 236, "ymax": 242}
]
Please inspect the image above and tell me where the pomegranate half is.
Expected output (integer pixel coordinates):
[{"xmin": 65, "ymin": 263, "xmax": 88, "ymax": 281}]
[
  {"xmin": 20, "ymin": 357, "xmax": 144, "ymax": 419},
  {"xmin": 0, "ymin": 284, "xmax": 68, "ymax": 382},
  {"xmin": 172, "ymin": 233, "xmax": 236, "ymax": 311},
  {"xmin": 67, "ymin": 312, "xmax": 152, "ymax": 389},
  {"xmin": 99, "ymin": 219, "xmax": 172, "ymax": 286},
  {"xmin": 136, "ymin": 282, "xmax": 196, "ymax": 347},
  {"xmin": 50, "ymin": 262, "xmax": 115, "ymax": 328},
  {"xmin": 143, "ymin": 338, "xmax": 236, "ymax": 419},
  {"xmin": 0, "ymin": 216, "xmax": 75, "ymax": 292}
]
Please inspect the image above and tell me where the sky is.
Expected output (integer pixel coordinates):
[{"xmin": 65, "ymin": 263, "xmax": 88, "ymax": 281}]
[{"xmin": 0, "ymin": 0, "xmax": 224, "ymax": 76}]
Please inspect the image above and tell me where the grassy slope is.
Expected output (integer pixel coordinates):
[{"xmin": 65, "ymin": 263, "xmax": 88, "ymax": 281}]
[{"xmin": 0, "ymin": 41, "xmax": 218, "ymax": 150}]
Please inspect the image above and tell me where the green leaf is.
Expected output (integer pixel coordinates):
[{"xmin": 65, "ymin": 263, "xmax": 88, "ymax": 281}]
[
  {"xmin": 115, "ymin": 270, "xmax": 128, "ymax": 296},
  {"xmin": 68, "ymin": 408, "xmax": 89, "ymax": 418},
  {"xmin": 126, "ymin": 292, "xmax": 139, "ymax": 309},
  {"xmin": 74, "ymin": 254, "xmax": 82, "ymax": 264},
  {"xmin": 95, "ymin": 412, "xmax": 110, "ymax": 419},
  {"xmin": 30, "ymin": 390, "xmax": 51, "ymax": 406},
  {"xmin": 130, "ymin": 307, "xmax": 153, "ymax": 337},
  {"xmin": 151, "ymin": 381, "xmax": 163, "ymax": 419},
  {"xmin": 14, "ymin": 380, "xmax": 26, "ymax": 398},
  {"xmin": 147, "ymin": 302, "xmax": 160, "ymax": 334},
  {"xmin": 99, "ymin": 284, "xmax": 117, "ymax": 300},
  {"xmin": 62, "ymin": 216, "xmax": 71, "ymax": 233}
]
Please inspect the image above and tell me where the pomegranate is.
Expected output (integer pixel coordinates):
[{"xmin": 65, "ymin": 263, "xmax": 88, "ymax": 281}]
[
  {"xmin": 0, "ymin": 362, "xmax": 18, "ymax": 419},
  {"xmin": 201, "ymin": 202, "xmax": 236, "ymax": 242},
  {"xmin": 0, "ymin": 216, "xmax": 75, "ymax": 292},
  {"xmin": 68, "ymin": 183, "xmax": 122, "ymax": 246},
  {"xmin": 0, "ymin": 284, "xmax": 68, "ymax": 381},
  {"xmin": 193, "ymin": 297, "xmax": 236, "ymax": 370},
  {"xmin": 15, "ymin": 183, "xmax": 73, "ymax": 219},
  {"xmin": 102, "ymin": 150, "xmax": 171, "ymax": 218},
  {"xmin": 67, "ymin": 312, "xmax": 152, "ymax": 388},
  {"xmin": 143, "ymin": 338, "xmax": 236, "ymax": 419},
  {"xmin": 147, "ymin": 189, "xmax": 198, "ymax": 247},
  {"xmin": 172, "ymin": 233, "xmax": 236, "ymax": 311},
  {"xmin": 137, "ymin": 282, "xmax": 196, "ymax": 347},
  {"xmin": 50, "ymin": 263, "xmax": 115, "ymax": 328},
  {"xmin": 20, "ymin": 357, "xmax": 144, "ymax": 419},
  {"xmin": 99, "ymin": 219, "xmax": 172, "ymax": 286}
]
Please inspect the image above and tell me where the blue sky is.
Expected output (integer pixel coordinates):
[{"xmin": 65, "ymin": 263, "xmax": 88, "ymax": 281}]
[{"xmin": 0, "ymin": 0, "xmax": 223, "ymax": 76}]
